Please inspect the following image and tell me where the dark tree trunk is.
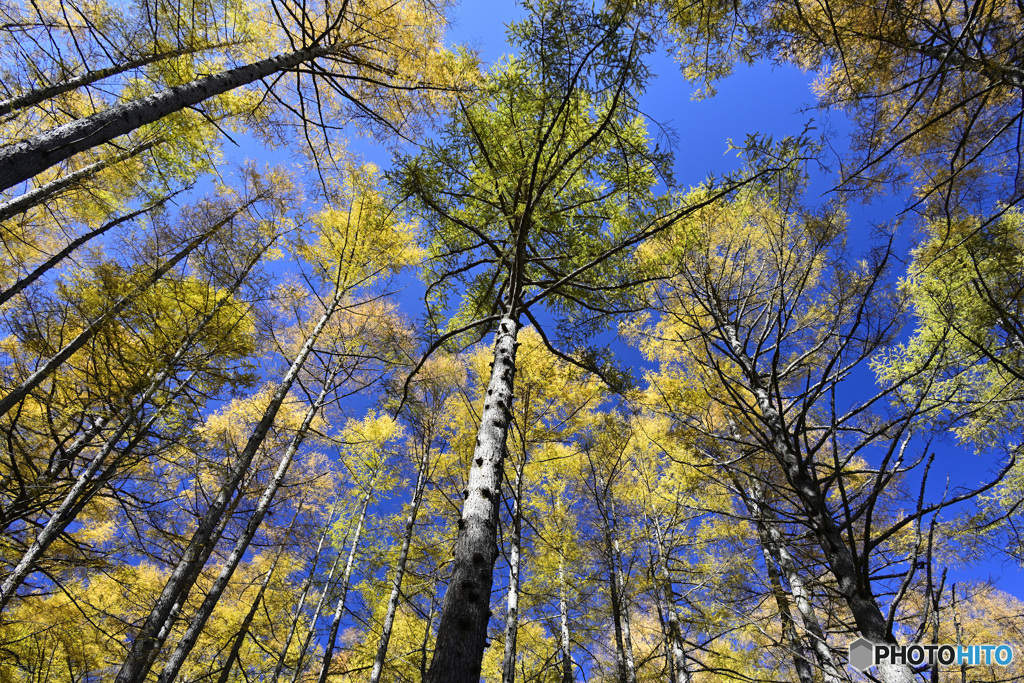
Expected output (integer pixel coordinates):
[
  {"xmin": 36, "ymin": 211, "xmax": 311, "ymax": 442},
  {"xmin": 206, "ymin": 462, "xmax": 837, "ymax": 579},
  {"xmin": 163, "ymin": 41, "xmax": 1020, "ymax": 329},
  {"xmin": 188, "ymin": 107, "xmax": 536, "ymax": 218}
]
[
  {"xmin": 0, "ymin": 138, "xmax": 161, "ymax": 224},
  {"xmin": 0, "ymin": 42, "xmax": 336, "ymax": 193}
]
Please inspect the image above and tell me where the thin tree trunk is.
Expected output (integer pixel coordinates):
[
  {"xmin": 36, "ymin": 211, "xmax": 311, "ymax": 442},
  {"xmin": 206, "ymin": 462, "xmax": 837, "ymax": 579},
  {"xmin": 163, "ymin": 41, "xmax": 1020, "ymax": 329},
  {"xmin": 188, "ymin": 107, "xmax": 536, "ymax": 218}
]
[
  {"xmin": 0, "ymin": 43, "xmax": 236, "ymax": 118},
  {"xmin": 368, "ymin": 449, "xmax": 430, "ymax": 683},
  {"xmin": 0, "ymin": 138, "xmax": 162, "ymax": 224},
  {"xmin": 760, "ymin": 514, "xmax": 843, "ymax": 683},
  {"xmin": 270, "ymin": 499, "xmax": 342, "ymax": 683},
  {"xmin": 0, "ymin": 41, "xmax": 339, "ymax": 193},
  {"xmin": 0, "ymin": 195, "xmax": 173, "ymax": 307},
  {"xmin": 284, "ymin": 544, "xmax": 346, "ymax": 683},
  {"xmin": 316, "ymin": 472, "xmax": 377, "ymax": 683},
  {"xmin": 721, "ymin": 325, "xmax": 916, "ymax": 683},
  {"xmin": 557, "ymin": 554, "xmax": 574, "ymax": 683},
  {"xmin": 216, "ymin": 532, "xmax": 290, "ymax": 683},
  {"xmin": 599, "ymin": 482, "xmax": 636, "ymax": 683},
  {"xmin": 156, "ymin": 373, "xmax": 338, "ymax": 683},
  {"xmin": 425, "ymin": 315, "xmax": 520, "ymax": 683},
  {"xmin": 501, "ymin": 462, "xmax": 524, "ymax": 683},
  {"xmin": 114, "ymin": 290, "xmax": 346, "ymax": 683},
  {"xmin": 0, "ymin": 199, "xmax": 251, "ymax": 419}
]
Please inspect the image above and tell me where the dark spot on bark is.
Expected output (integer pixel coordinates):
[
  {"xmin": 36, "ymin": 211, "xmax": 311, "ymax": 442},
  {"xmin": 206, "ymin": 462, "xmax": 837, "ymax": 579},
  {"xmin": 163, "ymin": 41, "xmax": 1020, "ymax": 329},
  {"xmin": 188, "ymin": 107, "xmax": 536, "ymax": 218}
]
[
  {"xmin": 462, "ymin": 489, "xmax": 469, "ymax": 499},
  {"xmin": 473, "ymin": 552, "xmax": 486, "ymax": 565},
  {"xmin": 475, "ymin": 457, "xmax": 483, "ymax": 466},
  {"xmin": 457, "ymin": 518, "xmax": 465, "ymax": 529},
  {"xmin": 481, "ymin": 488, "xmax": 491, "ymax": 499}
]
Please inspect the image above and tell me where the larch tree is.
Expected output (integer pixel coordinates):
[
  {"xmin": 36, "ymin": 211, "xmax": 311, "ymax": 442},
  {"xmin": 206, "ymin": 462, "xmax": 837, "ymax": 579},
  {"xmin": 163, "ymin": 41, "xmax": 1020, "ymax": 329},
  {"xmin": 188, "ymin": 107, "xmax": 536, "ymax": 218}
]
[{"xmin": 394, "ymin": 1, "xmax": 676, "ymax": 676}]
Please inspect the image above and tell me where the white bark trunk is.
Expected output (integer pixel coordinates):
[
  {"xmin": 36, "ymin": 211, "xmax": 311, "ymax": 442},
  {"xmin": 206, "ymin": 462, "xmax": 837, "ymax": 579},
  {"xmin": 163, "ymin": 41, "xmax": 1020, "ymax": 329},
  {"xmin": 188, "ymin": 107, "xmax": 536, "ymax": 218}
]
[{"xmin": 425, "ymin": 315, "xmax": 520, "ymax": 683}]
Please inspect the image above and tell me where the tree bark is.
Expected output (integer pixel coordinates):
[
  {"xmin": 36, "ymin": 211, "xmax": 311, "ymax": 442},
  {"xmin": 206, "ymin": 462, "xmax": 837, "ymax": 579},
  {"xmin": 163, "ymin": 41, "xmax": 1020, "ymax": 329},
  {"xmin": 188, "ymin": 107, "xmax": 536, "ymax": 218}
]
[
  {"xmin": 368, "ymin": 449, "xmax": 430, "ymax": 683},
  {"xmin": 425, "ymin": 315, "xmax": 520, "ymax": 683},
  {"xmin": 0, "ymin": 41, "xmax": 337, "ymax": 193},
  {"xmin": 557, "ymin": 554, "xmax": 574, "ymax": 683},
  {"xmin": 759, "ymin": 524, "xmax": 815, "ymax": 683},
  {"xmin": 501, "ymin": 464, "xmax": 524, "ymax": 683},
  {"xmin": 0, "ymin": 43, "xmax": 234, "ymax": 118},
  {"xmin": 650, "ymin": 518, "xmax": 690, "ymax": 683}
]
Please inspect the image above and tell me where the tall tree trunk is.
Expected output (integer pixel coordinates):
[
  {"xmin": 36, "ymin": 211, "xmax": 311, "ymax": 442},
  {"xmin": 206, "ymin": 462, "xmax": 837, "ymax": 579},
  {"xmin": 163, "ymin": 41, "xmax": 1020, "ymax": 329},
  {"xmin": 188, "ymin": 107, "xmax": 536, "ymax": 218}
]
[
  {"xmin": 114, "ymin": 290, "xmax": 346, "ymax": 683},
  {"xmin": 283, "ymin": 544, "xmax": 346, "ymax": 683},
  {"xmin": 650, "ymin": 517, "xmax": 690, "ymax": 683},
  {"xmin": 0, "ymin": 41, "xmax": 340, "ymax": 193},
  {"xmin": 316, "ymin": 472, "xmax": 377, "ymax": 683},
  {"xmin": 0, "ymin": 194, "xmax": 174, "ymax": 307},
  {"xmin": 501, "ymin": 462, "xmax": 524, "ymax": 683},
  {"xmin": 760, "ymin": 512, "xmax": 843, "ymax": 683},
  {"xmin": 0, "ymin": 138, "xmax": 162, "ymax": 224},
  {"xmin": 557, "ymin": 554, "xmax": 574, "ymax": 683},
  {"xmin": 597, "ymin": 476, "xmax": 636, "ymax": 683},
  {"xmin": 155, "ymin": 371, "xmax": 339, "ymax": 683},
  {"xmin": 425, "ymin": 315, "xmax": 520, "ymax": 683},
  {"xmin": 368, "ymin": 449, "xmax": 430, "ymax": 683},
  {"xmin": 721, "ymin": 325, "xmax": 916, "ymax": 683}
]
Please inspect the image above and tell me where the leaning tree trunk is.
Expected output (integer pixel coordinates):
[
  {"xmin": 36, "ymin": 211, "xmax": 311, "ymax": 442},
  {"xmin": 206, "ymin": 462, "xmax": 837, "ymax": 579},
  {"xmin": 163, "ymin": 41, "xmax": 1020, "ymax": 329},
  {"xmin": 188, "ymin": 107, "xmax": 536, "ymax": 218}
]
[
  {"xmin": 368, "ymin": 448, "xmax": 430, "ymax": 683},
  {"xmin": 425, "ymin": 314, "xmax": 520, "ymax": 683},
  {"xmin": 721, "ymin": 324, "xmax": 916, "ymax": 683},
  {"xmin": 0, "ymin": 137, "xmax": 162, "ymax": 223},
  {"xmin": 759, "ymin": 523, "xmax": 814, "ymax": 683},
  {"xmin": 114, "ymin": 290, "xmax": 345, "ymax": 683},
  {"xmin": 0, "ymin": 42, "xmax": 235, "ymax": 118},
  {"xmin": 0, "ymin": 194, "xmax": 175, "ymax": 307},
  {"xmin": 155, "ymin": 371, "xmax": 339, "ymax": 683},
  {"xmin": 316, "ymin": 472, "xmax": 378, "ymax": 683},
  {"xmin": 753, "ymin": 494, "xmax": 844, "ymax": 683},
  {"xmin": 216, "ymin": 546, "xmax": 285, "ymax": 683},
  {"xmin": 0, "ymin": 41, "xmax": 338, "ymax": 193},
  {"xmin": 0, "ymin": 193, "xmax": 262, "ymax": 419}
]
